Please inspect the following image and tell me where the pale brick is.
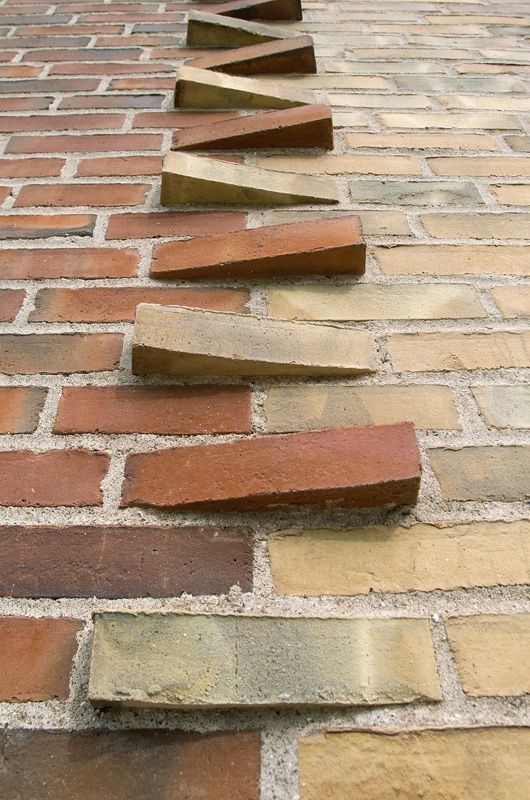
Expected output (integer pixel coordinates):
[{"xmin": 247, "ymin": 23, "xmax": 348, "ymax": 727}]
[
  {"xmin": 481, "ymin": 49, "xmax": 530, "ymax": 63},
  {"xmin": 428, "ymin": 157, "xmax": 530, "ymax": 177},
  {"xmin": 427, "ymin": 15, "xmax": 530, "ymax": 25},
  {"xmin": 388, "ymin": 331, "xmax": 530, "ymax": 372},
  {"xmin": 490, "ymin": 286, "xmax": 530, "ymax": 317},
  {"xmin": 323, "ymin": 61, "xmax": 448, "ymax": 75},
  {"xmin": 375, "ymin": 245, "xmax": 530, "ymax": 276},
  {"xmin": 330, "ymin": 94, "xmax": 431, "ymax": 109},
  {"xmin": 344, "ymin": 132, "xmax": 500, "ymax": 151},
  {"xmin": 421, "ymin": 213, "xmax": 530, "ymax": 239},
  {"xmin": 429, "ymin": 446, "xmax": 530, "ymax": 501},
  {"xmin": 491, "ymin": 184, "xmax": 530, "ymax": 205},
  {"xmin": 186, "ymin": 9, "xmax": 292, "ymax": 48},
  {"xmin": 331, "ymin": 111, "xmax": 372, "ymax": 128},
  {"xmin": 505, "ymin": 135, "xmax": 530, "ymax": 153},
  {"xmin": 394, "ymin": 76, "xmax": 526, "ymax": 92},
  {"xmin": 440, "ymin": 95, "xmax": 530, "ymax": 112},
  {"xmin": 258, "ymin": 75, "xmax": 389, "ymax": 89},
  {"xmin": 349, "ymin": 180, "xmax": 481, "ymax": 206},
  {"xmin": 379, "ymin": 112, "xmax": 522, "ymax": 130},
  {"xmin": 255, "ymin": 154, "xmax": 422, "ymax": 175},
  {"xmin": 263, "ymin": 209, "xmax": 410, "ymax": 236},
  {"xmin": 354, "ymin": 48, "xmax": 471, "ymax": 60},
  {"xmin": 472, "ymin": 385, "xmax": 530, "ymax": 428}
]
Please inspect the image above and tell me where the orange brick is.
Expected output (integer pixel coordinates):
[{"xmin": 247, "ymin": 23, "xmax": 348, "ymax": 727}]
[
  {"xmin": 0, "ymin": 334, "xmax": 123, "ymax": 374},
  {"xmin": 0, "ymin": 387, "xmax": 47, "ymax": 433},
  {"xmin": 15, "ymin": 183, "xmax": 149, "ymax": 208},
  {"xmin": 0, "ymin": 248, "xmax": 138, "ymax": 279}
]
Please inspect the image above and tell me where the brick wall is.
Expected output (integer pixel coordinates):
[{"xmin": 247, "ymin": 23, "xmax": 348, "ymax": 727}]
[{"xmin": 0, "ymin": 0, "xmax": 528, "ymax": 797}]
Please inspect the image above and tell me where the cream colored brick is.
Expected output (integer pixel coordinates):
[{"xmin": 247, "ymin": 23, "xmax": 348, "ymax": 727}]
[
  {"xmin": 490, "ymin": 286, "xmax": 530, "ymax": 317},
  {"xmin": 440, "ymin": 95, "xmax": 530, "ymax": 112},
  {"xmin": 472, "ymin": 385, "xmax": 530, "ymax": 428},
  {"xmin": 265, "ymin": 284, "xmax": 486, "ymax": 320},
  {"xmin": 331, "ymin": 111, "xmax": 372, "ymax": 128},
  {"xmin": 258, "ymin": 74, "xmax": 389, "ymax": 89},
  {"xmin": 264, "ymin": 384, "xmax": 460, "ymax": 432},
  {"xmin": 355, "ymin": 48, "xmax": 471, "ymax": 59},
  {"xmin": 324, "ymin": 60, "xmax": 449, "ymax": 75},
  {"xmin": 255, "ymin": 154, "xmax": 422, "ymax": 175},
  {"xmin": 481, "ymin": 49, "xmax": 530, "ymax": 63},
  {"xmin": 429, "ymin": 446, "xmax": 530, "ymax": 501},
  {"xmin": 428, "ymin": 157, "xmax": 530, "ymax": 177},
  {"xmin": 421, "ymin": 213, "xmax": 530, "ymax": 239},
  {"xmin": 426, "ymin": 15, "xmax": 530, "ymax": 25},
  {"xmin": 446, "ymin": 614, "xmax": 530, "ymax": 696},
  {"xmin": 505, "ymin": 135, "xmax": 530, "ymax": 153},
  {"xmin": 379, "ymin": 112, "xmax": 522, "ymax": 130},
  {"xmin": 375, "ymin": 245, "xmax": 530, "ymax": 276},
  {"xmin": 372, "ymin": 24, "xmax": 487, "ymax": 34},
  {"xmin": 388, "ymin": 331, "xmax": 530, "ymax": 372},
  {"xmin": 263, "ymin": 209, "xmax": 410, "ymax": 236},
  {"xmin": 394, "ymin": 76, "xmax": 526, "ymax": 92},
  {"xmin": 491, "ymin": 184, "xmax": 530, "ymax": 205},
  {"xmin": 344, "ymin": 132, "xmax": 501, "ymax": 151},
  {"xmin": 330, "ymin": 94, "xmax": 431, "ymax": 109},
  {"xmin": 269, "ymin": 520, "xmax": 530, "ymax": 595}
]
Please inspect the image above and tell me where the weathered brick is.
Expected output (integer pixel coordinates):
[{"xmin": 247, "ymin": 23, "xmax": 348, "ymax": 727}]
[
  {"xmin": 15, "ymin": 183, "xmax": 149, "ymax": 208},
  {"xmin": 0, "ymin": 333, "xmax": 123, "ymax": 374},
  {"xmin": 349, "ymin": 180, "xmax": 481, "ymax": 206},
  {"xmin": 0, "ymin": 97, "xmax": 52, "ymax": 112},
  {"xmin": 0, "ymin": 289, "xmax": 24, "ymax": 321},
  {"xmin": 490, "ymin": 184, "xmax": 530, "ymax": 205},
  {"xmin": 6, "ymin": 133, "xmax": 162, "ymax": 154},
  {"xmin": 0, "ymin": 247, "xmax": 138, "ymax": 279},
  {"xmin": 0, "ymin": 113, "xmax": 125, "ymax": 133},
  {"xmin": 89, "ymin": 612, "xmax": 439, "ymax": 708},
  {"xmin": 0, "ymin": 449, "xmax": 109, "ymax": 506},
  {"xmin": 211, "ymin": 0, "xmax": 302, "ymax": 22},
  {"xmin": 446, "ymin": 614, "xmax": 530, "ymax": 697},
  {"xmin": 505, "ymin": 135, "xmax": 530, "ymax": 153},
  {"xmin": 190, "ymin": 36, "xmax": 316, "ymax": 76},
  {"xmin": 344, "ymin": 132, "xmax": 500, "ymax": 151},
  {"xmin": 394, "ymin": 76, "xmax": 526, "ymax": 93},
  {"xmin": 0, "ymin": 525, "xmax": 253, "ymax": 597},
  {"xmin": 269, "ymin": 520, "xmax": 530, "ymax": 595},
  {"xmin": 257, "ymin": 154, "xmax": 421, "ymax": 175},
  {"xmin": 0, "ymin": 386, "xmax": 47, "ymax": 433},
  {"xmin": 0, "ymin": 617, "xmax": 81, "ymax": 701},
  {"xmin": 106, "ymin": 209, "xmax": 246, "ymax": 239},
  {"xmin": 388, "ymin": 331, "xmax": 530, "ymax": 372},
  {"xmin": 421, "ymin": 213, "xmax": 530, "ymax": 239},
  {"xmin": 428, "ymin": 157, "xmax": 530, "ymax": 177},
  {"xmin": 0, "ymin": 213, "xmax": 95, "ymax": 239},
  {"xmin": 0, "ymin": 157, "xmax": 64, "ymax": 178},
  {"xmin": 151, "ymin": 216, "xmax": 365, "ymax": 280},
  {"xmin": 379, "ymin": 112, "xmax": 522, "ymax": 130},
  {"xmin": 77, "ymin": 155, "xmax": 163, "ymax": 177},
  {"xmin": 430, "ymin": 446, "xmax": 530, "ymax": 501},
  {"xmin": 490, "ymin": 286, "xmax": 530, "ymax": 317},
  {"xmin": 186, "ymin": 9, "xmax": 292, "ymax": 47},
  {"xmin": 263, "ymin": 208, "xmax": 410, "ymax": 236},
  {"xmin": 440, "ymin": 95, "xmax": 530, "ymax": 112},
  {"xmin": 375, "ymin": 245, "xmax": 530, "ymax": 276},
  {"xmin": 472, "ymin": 385, "xmax": 530, "ymax": 428}
]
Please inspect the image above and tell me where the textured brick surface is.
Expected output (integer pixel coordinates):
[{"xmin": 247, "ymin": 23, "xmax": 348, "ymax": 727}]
[
  {"xmin": 430, "ymin": 446, "xmax": 530, "ymax": 501},
  {"xmin": 190, "ymin": 36, "xmax": 316, "ymax": 76}
]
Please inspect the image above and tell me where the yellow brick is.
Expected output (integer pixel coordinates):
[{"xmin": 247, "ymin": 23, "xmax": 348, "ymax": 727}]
[
  {"xmin": 344, "ymin": 132, "xmax": 500, "ymax": 151},
  {"xmin": 472, "ymin": 385, "xmax": 530, "ymax": 428},
  {"xmin": 491, "ymin": 184, "xmax": 530, "ymax": 206},
  {"xmin": 429, "ymin": 446, "xmax": 530, "ymax": 501},
  {"xmin": 421, "ymin": 213, "xmax": 530, "ymax": 239},
  {"xmin": 355, "ymin": 48, "xmax": 471, "ymax": 59},
  {"xmin": 331, "ymin": 94, "xmax": 431, "ymax": 109},
  {"xmin": 388, "ymin": 331, "xmax": 530, "ymax": 371},
  {"xmin": 258, "ymin": 74, "xmax": 389, "ymax": 89},
  {"xmin": 440, "ymin": 95, "xmax": 530, "ymax": 112},
  {"xmin": 263, "ymin": 209, "xmax": 411, "ymax": 236},
  {"xmin": 428, "ymin": 157, "xmax": 530, "ymax": 176},
  {"xmin": 375, "ymin": 245, "xmax": 530, "ymax": 276},
  {"xmin": 490, "ymin": 286, "xmax": 530, "ymax": 317},
  {"xmin": 379, "ymin": 112, "xmax": 522, "ymax": 130},
  {"xmin": 427, "ymin": 15, "xmax": 530, "ymax": 25},
  {"xmin": 255, "ymin": 154, "xmax": 422, "ymax": 175}
]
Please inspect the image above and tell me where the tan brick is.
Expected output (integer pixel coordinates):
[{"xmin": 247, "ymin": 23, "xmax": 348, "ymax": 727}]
[
  {"xmin": 428, "ymin": 157, "xmax": 530, "ymax": 177},
  {"xmin": 344, "ymin": 132, "xmax": 500, "ymax": 151},
  {"xmin": 299, "ymin": 728, "xmax": 530, "ymax": 800},
  {"xmin": 388, "ymin": 331, "xmax": 530, "ymax": 372},
  {"xmin": 263, "ymin": 209, "xmax": 410, "ymax": 236},
  {"xmin": 427, "ymin": 15, "xmax": 530, "ymax": 25},
  {"xmin": 89, "ymin": 612, "xmax": 440, "ymax": 709},
  {"xmin": 421, "ymin": 213, "xmax": 530, "ymax": 239},
  {"xmin": 259, "ymin": 74, "xmax": 389, "ymax": 89},
  {"xmin": 505, "ymin": 135, "xmax": 530, "ymax": 153},
  {"xmin": 394, "ymin": 76, "xmax": 525, "ymax": 93},
  {"xmin": 375, "ymin": 245, "xmax": 530, "ymax": 276},
  {"xmin": 256, "ymin": 154, "xmax": 422, "ymax": 175},
  {"xmin": 447, "ymin": 614, "xmax": 530, "ymax": 697},
  {"xmin": 269, "ymin": 520, "xmax": 530, "ymax": 595},
  {"xmin": 333, "ymin": 111, "xmax": 372, "ymax": 128},
  {"xmin": 354, "ymin": 48, "xmax": 471, "ymax": 60},
  {"xmin": 349, "ymin": 180, "xmax": 481, "ymax": 206},
  {"xmin": 440, "ymin": 95, "xmax": 530, "ymax": 112},
  {"xmin": 379, "ymin": 112, "xmax": 522, "ymax": 130},
  {"xmin": 331, "ymin": 94, "xmax": 431, "ymax": 109},
  {"xmin": 430, "ymin": 446, "xmax": 530, "ymax": 501},
  {"xmin": 490, "ymin": 184, "xmax": 530, "ymax": 206},
  {"xmin": 472, "ymin": 385, "xmax": 530, "ymax": 428},
  {"xmin": 490, "ymin": 286, "xmax": 530, "ymax": 318}
]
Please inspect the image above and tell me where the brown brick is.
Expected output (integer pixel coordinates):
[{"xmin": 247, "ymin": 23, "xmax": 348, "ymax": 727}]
[
  {"xmin": 0, "ymin": 333, "xmax": 123, "ymax": 374},
  {"xmin": 15, "ymin": 183, "xmax": 149, "ymax": 208},
  {"xmin": 0, "ymin": 386, "xmax": 47, "ymax": 433},
  {"xmin": 0, "ymin": 525, "xmax": 253, "ymax": 598},
  {"xmin": 0, "ymin": 248, "xmax": 138, "ymax": 279},
  {"xmin": 388, "ymin": 331, "xmax": 530, "ymax": 372},
  {"xmin": 6, "ymin": 133, "xmax": 162, "ymax": 154},
  {"xmin": 151, "ymin": 216, "xmax": 365, "ymax": 280},
  {"xmin": 0, "ymin": 113, "xmax": 125, "ymax": 133},
  {"xmin": 0, "ymin": 449, "xmax": 109, "ymax": 506},
  {"xmin": 0, "ymin": 289, "xmax": 24, "ymax": 321},
  {"xmin": 122, "ymin": 423, "xmax": 420, "ymax": 511},
  {"xmin": 0, "ymin": 617, "xmax": 82, "ymax": 701},
  {"xmin": 106, "ymin": 210, "xmax": 247, "ymax": 239},
  {"xmin": 0, "ymin": 97, "xmax": 52, "ymax": 111},
  {"xmin": 49, "ymin": 62, "xmax": 175, "ymax": 77},
  {"xmin": 187, "ymin": 9, "xmax": 292, "ymax": 48},
  {"xmin": 0, "ymin": 65, "xmax": 41, "ymax": 78},
  {"xmin": 77, "ymin": 155, "xmax": 163, "ymax": 177},
  {"xmin": 0, "ymin": 157, "xmax": 65, "ymax": 178},
  {"xmin": 190, "ymin": 36, "xmax": 316, "ymax": 76},
  {"xmin": 0, "ymin": 78, "xmax": 100, "ymax": 93},
  {"xmin": 211, "ymin": 0, "xmax": 302, "ymax": 21},
  {"xmin": 111, "ymin": 76, "xmax": 173, "ymax": 91},
  {"xmin": 22, "ymin": 47, "xmax": 142, "ymax": 62},
  {"xmin": 430, "ymin": 446, "xmax": 530, "ymax": 501}
]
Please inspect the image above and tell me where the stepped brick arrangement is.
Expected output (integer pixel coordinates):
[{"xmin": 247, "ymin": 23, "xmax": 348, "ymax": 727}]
[{"xmin": 0, "ymin": 0, "xmax": 529, "ymax": 797}]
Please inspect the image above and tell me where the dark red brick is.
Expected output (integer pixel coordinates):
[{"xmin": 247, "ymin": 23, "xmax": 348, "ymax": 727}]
[
  {"xmin": 133, "ymin": 110, "xmax": 241, "ymax": 128},
  {"xmin": 189, "ymin": 36, "xmax": 316, "ymax": 75},
  {"xmin": 0, "ymin": 214, "xmax": 95, "ymax": 239},
  {"xmin": 0, "ymin": 113, "xmax": 125, "ymax": 132},
  {"xmin": 0, "ymin": 78, "xmax": 100, "ymax": 93}
]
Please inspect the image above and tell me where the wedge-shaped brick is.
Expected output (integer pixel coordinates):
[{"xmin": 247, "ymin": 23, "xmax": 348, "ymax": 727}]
[
  {"xmin": 174, "ymin": 66, "xmax": 315, "ymax": 110},
  {"xmin": 171, "ymin": 105, "xmax": 333, "ymax": 151},
  {"xmin": 151, "ymin": 216, "xmax": 365, "ymax": 280},
  {"xmin": 209, "ymin": 0, "xmax": 302, "ymax": 22},
  {"xmin": 121, "ymin": 423, "xmax": 421, "ymax": 510},
  {"xmin": 89, "ymin": 612, "xmax": 439, "ymax": 708},
  {"xmin": 186, "ymin": 10, "xmax": 294, "ymax": 48},
  {"xmin": 189, "ymin": 37, "xmax": 316, "ymax": 76},
  {"xmin": 132, "ymin": 304, "xmax": 375, "ymax": 377},
  {"xmin": 161, "ymin": 152, "xmax": 338, "ymax": 206}
]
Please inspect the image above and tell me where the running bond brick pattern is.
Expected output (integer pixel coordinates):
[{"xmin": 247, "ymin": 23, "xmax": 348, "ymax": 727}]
[{"xmin": 0, "ymin": 0, "xmax": 528, "ymax": 798}]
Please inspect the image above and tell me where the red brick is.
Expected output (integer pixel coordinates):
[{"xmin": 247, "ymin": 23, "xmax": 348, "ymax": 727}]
[
  {"xmin": 16, "ymin": 183, "xmax": 149, "ymax": 208},
  {"xmin": 0, "ymin": 14, "xmax": 72, "ymax": 25},
  {"xmin": 76, "ymin": 155, "xmax": 163, "ymax": 176},
  {"xmin": 80, "ymin": 12, "xmax": 186, "ymax": 22},
  {"xmin": 0, "ymin": 449, "xmax": 109, "ymax": 506},
  {"xmin": 0, "ymin": 289, "xmax": 24, "ymax": 321},
  {"xmin": 0, "ymin": 157, "xmax": 65, "ymax": 177},
  {"xmin": 106, "ymin": 210, "xmax": 247, "ymax": 239},
  {"xmin": 133, "ymin": 110, "xmax": 241, "ymax": 129},
  {"xmin": 6, "ymin": 133, "xmax": 162, "ymax": 154},
  {"xmin": 49, "ymin": 62, "xmax": 175, "ymax": 76},
  {"xmin": 211, "ymin": 0, "xmax": 302, "ymax": 21},
  {"xmin": 0, "ymin": 65, "xmax": 41, "ymax": 78},
  {"xmin": 20, "ymin": 24, "xmax": 123, "ymax": 35},
  {"xmin": 0, "ymin": 97, "xmax": 52, "ymax": 111},
  {"xmin": 0, "ymin": 617, "xmax": 82, "ymax": 701},
  {"xmin": 151, "ymin": 216, "xmax": 365, "ymax": 280},
  {"xmin": 0, "ymin": 78, "xmax": 100, "ymax": 93},
  {"xmin": 0, "ymin": 214, "xmax": 95, "ymax": 238},
  {"xmin": 0, "ymin": 334, "xmax": 123, "ymax": 374},
  {"xmin": 190, "ymin": 36, "xmax": 316, "ymax": 76},
  {"xmin": 0, "ymin": 247, "xmax": 137, "ymax": 278},
  {"xmin": 60, "ymin": 94, "xmax": 164, "ymax": 110},
  {"xmin": 0, "ymin": 113, "xmax": 125, "ymax": 132},
  {"xmin": 0, "ymin": 36, "xmax": 92, "ymax": 47},
  {"xmin": 0, "ymin": 387, "xmax": 47, "ymax": 433},
  {"xmin": 0, "ymin": 186, "xmax": 11, "ymax": 204},
  {"xmin": 22, "ymin": 47, "xmax": 142, "ymax": 61},
  {"xmin": 122, "ymin": 422, "xmax": 421, "ymax": 511},
  {"xmin": 110, "ymin": 76, "xmax": 173, "ymax": 90}
]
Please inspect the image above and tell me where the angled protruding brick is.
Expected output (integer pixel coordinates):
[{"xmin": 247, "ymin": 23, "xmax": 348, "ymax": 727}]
[
  {"xmin": 208, "ymin": 0, "xmax": 302, "ymax": 22},
  {"xmin": 132, "ymin": 304, "xmax": 376, "ymax": 377},
  {"xmin": 186, "ymin": 10, "xmax": 294, "ymax": 48},
  {"xmin": 151, "ymin": 216, "xmax": 365, "ymax": 280},
  {"xmin": 189, "ymin": 37, "xmax": 316, "ymax": 76},
  {"xmin": 174, "ymin": 66, "xmax": 315, "ymax": 110},
  {"xmin": 171, "ymin": 105, "xmax": 333, "ymax": 151},
  {"xmin": 121, "ymin": 422, "xmax": 421, "ymax": 511},
  {"xmin": 160, "ymin": 152, "xmax": 339, "ymax": 206}
]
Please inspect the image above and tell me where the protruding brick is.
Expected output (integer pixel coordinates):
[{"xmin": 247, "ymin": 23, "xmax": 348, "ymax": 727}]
[
  {"xmin": 132, "ymin": 304, "xmax": 376, "ymax": 378},
  {"xmin": 0, "ymin": 387, "xmax": 47, "ymax": 434},
  {"xmin": 430, "ymin": 446, "xmax": 529, "ymax": 502},
  {"xmin": 151, "ymin": 216, "xmax": 365, "ymax": 280},
  {"xmin": 189, "ymin": 37, "xmax": 316, "ymax": 76},
  {"xmin": 186, "ymin": 10, "xmax": 293, "ymax": 48},
  {"xmin": 209, "ymin": 0, "xmax": 302, "ymax": 22},
  {"xmin": 89, "ymin": 612, "xmax": 438, "ymax": 708},
  {"xmin": 0, "ymin": 334, "xmax": 123, "ymax": 374},
  {"xmin": 161, "ymin": 152, "xmax": 338, "ymax": 206},
  {"xmin": 172, "ymin": 105, "xmax": 333, "ymax": 151},
  {"xmin": 122, "ymin": 423, "xmax": 421, "ymax": 511}
]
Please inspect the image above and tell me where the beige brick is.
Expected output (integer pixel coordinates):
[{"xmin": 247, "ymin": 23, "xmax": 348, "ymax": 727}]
[
  {"xmin": 88, "ymin": 612, "xmax": 441, "ymax": 709},
  {"xmin": 505, "ymin": 135, "xmax": 530, "ymax": 153},
  {"xmin": 446, "ymin": 614, "xmax": 530, "ymax": 696},
  {"xmin": 255, "ymin": 154, "xmax": 422, "ymax": 175},
  {"xmin": 269, "ymin": 520, "xmax": 530, "ymax": 595},
  {"xmin": 429, "ymin": 446, "xmax": 530, "ymax": 501},
  {"xmin": 265, "ymin": 284, "xmax": 486, "ymax": 320},
  {"xmin": 323, "ymin": 61, "xmax": 449, "ymax": 76},
  {"xmin": 440, "ymin": 95, "xmax": 530, "ymax": 112},
  {"xmin": 481, "ymin": 49, "xmax": 530, "ymax": 63},
  {"xmin": 330, "ymin": 94, "xmax": 431, "ymax": 109},
  {"xmin": 428, "ymin": 157, "xmax": 530, "ymax": 177},
  {"xmin": 258, "ymin": 74, "xmax": 389, "ymax": 89},
  {"xmin": 427, "ymin": 15, "xmax": 530, "ymax": 25},
  {"xmin": 331, "ymin": 111, "xmax": 372, "ymax": 128},
  {"xmin": 299, "ymin": 728, "xmax": 530, "ymax": 800},
  {"xmin": 349, "ymin": 180, "xmax": 481, "ymax": 206},
  {"xmin": 375, "ymin": 245, "xmax": 530, "ymax": 276},
  {"xmin": 421, "ymin": 213, "xmax": 530, "ymax": 239},
  {"xmin": 344, "ymin": 132, "xmax": 501, "ymax": 151},
  {"xmin": 186, "ymin": 10, "xmax": 292, "ymax": 48},
  {"xmin": 388, "ymin": 331, "xmax": 530, "ymax": 372},
  {"xmin": 264, "ymin": 384, "xmax": 460, "ymax": 432},
  {"xmin": 394, "ymin": 76, "xmax": 526, "ymax": 93},
  {"xmin": 379, "ymin": 112, "xmax": 522, "ymax": 130},
  {"xmin": 490, "ymin": 286, "xmax": 530, "ymax": 317},
  {"xmin": 372, "ymin": 24, "xmax": 487, "ymax": 35},
  {"xmin": 354, "ymin": 48, "xmax": 471, "ymax": 59},
  {"xmin": 472, "ymin": 385, "xmax": 530, "ymax": 428},
  {"xmin": 263, "ymin": 209, "xmax": 411, "ymax": 236},
  {"xmin": 491, "ymin": 184, "xmax": 530, "ymax": 206}
]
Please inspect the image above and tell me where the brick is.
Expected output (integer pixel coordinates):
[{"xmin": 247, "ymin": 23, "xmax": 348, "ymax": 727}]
[
  {"xmin": 22, "ymin": 47, "xmax": 142, "ymax": 62},
  {"xmin": 356, "ymin": 47, "xmax": 470, "ymax": 60},
  {"xmin": 0, "ymin": 65, "xmax": 41, "ymax": 78},
  {"xmin": 394, "ymin": 76, "xmax": 526, "ymax": 93},
  {"xmin": 186, "ymin": 9, "xmax": 292, "ymax": 47},
  {"xmin": 0, "ymin": 14, "xmax": 72, "ymax": 25},
  {"xmin": 350, "ymin": 180, "xmax": 481, "ymax": 206},
  {"xmin": 0, "ymin": 214, "xmax": 95, "ymax": 239},
  {"xmin": 388, "ymin": 331, "xmax": 530, "ymax": 372},
  {"xmin": 427, "ymin": 15, "xmax": 530, "ymax": 26},
  {"xmin": 269, "ymin": 520, "xmax": 530, "ymax": 595},
  {"xmin": 252, "ymin": 74, "xmax": 390, "ymax": 89},
  {"xmin": 0, "ymin": 333, "xmax": 123, "ymax": 374},
  {"xmin": 161, "ymin": 152, "xmax": 338, "ymax": 206},
  {"xmin": 0, "ymin": 617, "xmax": 81, "ymax": 701},
  {"xmin": 0, "ymin": 97, "xmax": 52, "ymax": 111},
  {"xmin": 151, "ymin": 216, "xmax": 365, "ymax": 280},
  {"xmin": 0, "ymin": 449, "xmax": 109, "ymax": 506},
  {"xmin": 15, "ymin": 183, "xmax": 149, "ymax": 208},
  {"xmin": 49, "ymin": 62, "xmax": 175, "ymax": 77},
  {"xmin": 111, "ymin": 77, "xmax": 173, "ymax": 90},
  {"xmin": 473, "ymin": 385, "xmax": 530, "ymax": 429},
  {"xmin": 122, "ymin": 422, "xmax": 420, "ymax": 511},
  {"xmin": 189, "ymin": 36, "xmax": 316, "ymax": 76},
  {"xmin": 446, "ymin": 614, "xmax": 530, "ymax": 697},
  {"xmin": 89, "ymin": 612, "xmax": 438, "ymax": 708},
  {"xmin": 134, "ymin": 110, "xmax": 240, "ymax": 129},
  {"xmin": 375, "ymin": 245, "xmax": 530, "ymax": 276},
  {"xmin": 428, "ymin": 157, "xmax": 530, "ymax": 177},
  {"xmin": 0, "ymin": 157, "xmax": 64, "ymax": 178},
  {"xmin": 0, "ymin": 730, "xmax": 260, "ymax": 800},
  {"xmin": 77, "ymin": 155, "xmax": 163, "ymax": 177},
  {"xmin": 61, "ymin": 94, "xmax": 164, "ymax": 109},
  {"xmin": 379, "ymin": 112, "xmax": 522, "ymax": 130},
  {"xmin": 0, "ymin": 289, "xmax": 24, "ymax": 321},
  {"xmin": 421, "ymin": 214, "xmax": 530, "ymax": 240},
  {"xmin": 505, "ymin": 135, "xmax": 530, "ymax": 153},
  {"xmin": 106, "ymin": 210, "xmax": 247, "ymax": 239},
  {"xmin": 132, "ymin": 304, "xmax": 376, "ymax": 378},
  {"xmin": 440, "ymin": 95, "xmax": 530, "ymax": 113},
  {"xmin": 491, "ymin": 184, "xmax": 530, "ymax": 206},
  {"xmin": 0, "ymin": 78, "xmax": 100, "ymax": 93},
  {"xmin": 0, "ymin": 386, "xmax": 47, "ymax": 433},
  {"xmin": 0, "ymin": 525, "xmax": 252, "ymax": 597},
  {"xmin": 266, "ymin": 284, "xmax": 486, "ymax": 321},
  {"xmin": 172, "ymin": 105, "xmax": 333, "ymax": 151},
  {"xmin": 324, "ymin": 61, "xmax": 447, "ymax": 76},
  {"xmin": 257, "ymin": 154, "xmax": 421, "ymax": 175},
  {"xmin": 333, "ymin": 111, "xmax": 374, "ymax": 128},
  {"xmin": 299, "ymin": 728, "xmax": 530, "ymax": 800},
  {"xmin": 491, "ymin": 286, "xmax": 530, "ymax": 318},
  {"xmin": 344, "ymin": 132, "xmax": 500, "ymax": 151},
  {"xmin": 429, "ymin": 446, "xmax": 530, "ymax": 501},
  {"xmin": 331, "ymin": 93, "xmax": 431, "ymax": 109},
  {"xmin": 0, "ymin": 113, "xmax": 125, "ymax": 133},
  {"xmin": 6, "ymin": 133, "xmax": 162, "ymax": 154},
  {"xmin": 263, "ymin": 209, "xmax": 410, "ymax": 236},
  {"xmin": 210, "ymin": 0, "xmax": 302, "ymax": 22},
  {"xmin": 0, "ymin": 248, "xmax": 138, "ymax": 279}
]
